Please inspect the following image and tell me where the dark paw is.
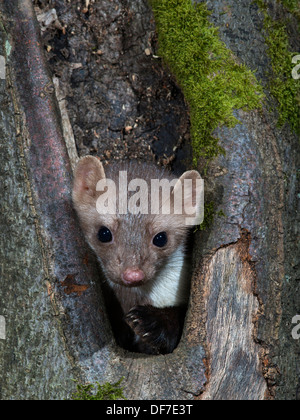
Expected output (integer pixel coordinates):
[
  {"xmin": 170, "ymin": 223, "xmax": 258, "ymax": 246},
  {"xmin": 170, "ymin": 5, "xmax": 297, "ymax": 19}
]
[{"xmin": 125, "ymin": 305, "xmax": 184, "ymax": 355}]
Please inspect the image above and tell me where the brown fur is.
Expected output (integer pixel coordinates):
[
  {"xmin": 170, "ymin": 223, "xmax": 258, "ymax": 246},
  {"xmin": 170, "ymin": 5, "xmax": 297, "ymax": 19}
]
[
  {"xmin": 72, "ymin": 156, "xmax": 201, "ymax": 353},
  {"xmin": 73, "ymin": 157, "xmax": 198, "ymax": 293}
]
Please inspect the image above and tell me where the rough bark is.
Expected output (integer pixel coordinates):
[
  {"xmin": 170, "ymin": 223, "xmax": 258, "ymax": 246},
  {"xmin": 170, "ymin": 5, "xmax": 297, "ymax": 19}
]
[
  {"xmin": 0, "ymin": 0, "xmax": 299, "ymax": 400},
  {"xmin": 195, "ymin": 1, "xmax": 300, "ymax": 399}
]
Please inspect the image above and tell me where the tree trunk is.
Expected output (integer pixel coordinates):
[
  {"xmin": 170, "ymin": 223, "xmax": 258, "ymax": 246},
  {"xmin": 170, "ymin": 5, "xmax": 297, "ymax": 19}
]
[{"xmin": 0, "ymin": 0, "xmax": 299, "ymax": 400}]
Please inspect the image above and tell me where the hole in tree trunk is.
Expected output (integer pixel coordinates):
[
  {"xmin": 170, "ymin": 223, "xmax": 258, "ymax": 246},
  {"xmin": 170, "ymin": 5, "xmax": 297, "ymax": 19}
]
[{"xmin": 35, "ymin": 0, "xmax": 194, "ymax": 355}]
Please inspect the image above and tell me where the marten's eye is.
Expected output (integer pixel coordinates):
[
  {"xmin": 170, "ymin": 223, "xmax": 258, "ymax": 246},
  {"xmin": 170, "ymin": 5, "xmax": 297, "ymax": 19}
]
[
  {"xmin": 98, "ymin": 226, "xmax": 113, "ymax": 243},
  {"xmin": 153, "ymin": 232, "xmax": 168, "ymax": 248}
]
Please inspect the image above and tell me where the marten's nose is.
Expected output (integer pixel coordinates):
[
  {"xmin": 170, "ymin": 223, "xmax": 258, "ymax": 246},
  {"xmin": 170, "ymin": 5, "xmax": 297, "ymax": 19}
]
[{"xmin": 122, "ymin": 268, "xmax": 145, "ymax": 286}]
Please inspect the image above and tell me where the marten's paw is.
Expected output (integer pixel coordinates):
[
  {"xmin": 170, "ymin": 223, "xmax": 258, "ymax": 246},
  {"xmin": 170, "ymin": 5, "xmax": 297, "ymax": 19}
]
[
  {"xmin": 125, "ymin": 305, "xmax": 185, "ymax": 355},
  {"xmin": 125, "ymin": 306, "xmax": 164, "ymax": 354}
]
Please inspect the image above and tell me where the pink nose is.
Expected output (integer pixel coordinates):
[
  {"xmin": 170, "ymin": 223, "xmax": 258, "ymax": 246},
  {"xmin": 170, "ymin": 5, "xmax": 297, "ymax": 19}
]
[{"xmin": 122, "ymin": 268, "xmax": 145, "ymax": 285}]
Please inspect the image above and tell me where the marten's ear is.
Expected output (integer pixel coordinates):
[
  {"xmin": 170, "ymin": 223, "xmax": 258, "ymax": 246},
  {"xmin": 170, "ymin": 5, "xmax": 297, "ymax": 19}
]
[
  {"xmin": 173, "ymin": 170, "xmax": 204, "ymax": 226},
  {"xmin": 73, "ymin": 156, "xmax": 106, "ymax": 205}
]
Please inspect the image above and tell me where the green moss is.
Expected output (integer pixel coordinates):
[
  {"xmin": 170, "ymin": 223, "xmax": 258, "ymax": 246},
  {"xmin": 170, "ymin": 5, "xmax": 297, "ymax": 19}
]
[
  {"xmin": 199, "ymin": 201, "xmax": 225, "ymax": 231},
  {"xmin": 149, "ymin": 0, "xmax": 264, "ymax": 165},
  {"xmin": 279, "ymin": 0, "xmax": 300, "ymax": 17},
  {"xmin": 256, "ymin": 0, "xmax": 300, "ymax": 134},
  {"xmin": 69, "ymin": 378, "xmax": 126, "ymax": 401}
]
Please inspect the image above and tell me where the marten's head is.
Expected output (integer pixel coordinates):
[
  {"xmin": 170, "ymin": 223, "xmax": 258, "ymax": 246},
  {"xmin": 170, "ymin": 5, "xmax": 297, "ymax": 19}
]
[{"xmin": 72, "ymin": 156, "xmax": 203, "ymax": 289}]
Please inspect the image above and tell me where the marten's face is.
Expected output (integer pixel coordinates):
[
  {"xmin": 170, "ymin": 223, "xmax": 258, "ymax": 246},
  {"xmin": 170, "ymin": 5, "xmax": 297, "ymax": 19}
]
[
  {"xmin": 72, "ymin": 156, "xmax": 201, "ymax": 288},
  {"xmin": 77, "ymin": 207, "xmax": 188, "ymax": 288}
]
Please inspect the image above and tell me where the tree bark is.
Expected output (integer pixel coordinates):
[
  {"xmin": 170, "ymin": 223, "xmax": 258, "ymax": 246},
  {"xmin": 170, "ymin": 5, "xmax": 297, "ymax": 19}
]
[
  {"xmin": 0, "ymin": 0, "xmax": 299, "ymax": 400},
  {"xmin": 195, "ymin": 1, "xmax": 300, "ymax": 399}
]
